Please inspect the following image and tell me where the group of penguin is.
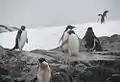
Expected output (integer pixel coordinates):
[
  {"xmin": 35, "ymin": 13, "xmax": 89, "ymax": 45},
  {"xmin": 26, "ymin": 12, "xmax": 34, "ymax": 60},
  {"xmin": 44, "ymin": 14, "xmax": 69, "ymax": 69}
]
[
  {"xmin": 58, "ymin": 25, "xmax": 103, "ymax": 56},
  {"xmin": 10, "ymin": 10, "xmax": 109, "ymax": 55},
  {"xmin": 9, "ymin": 26, "xmax": 51, "ymax": 82},
  {"xmin": 10, "ymin": 24, "xmax": 102, "ymax": 56},
  {"xmin": 9, "ymin": 25, "xmax": 102, "ymax": 82},
  {"xmin": 8, "ymin": 10, "xmax": 108, "ymax": 82},
  {"xmin": 58, "ymin": 25, "xmax": 80, "ymax": 56}
]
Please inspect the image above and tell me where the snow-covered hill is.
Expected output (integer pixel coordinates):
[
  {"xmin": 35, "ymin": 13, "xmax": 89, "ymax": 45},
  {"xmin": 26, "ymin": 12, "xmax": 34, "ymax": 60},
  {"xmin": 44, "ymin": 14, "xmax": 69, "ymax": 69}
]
[
  {"xmin": 0, "ymin": 21, "xmax": 120, "ymax": 51},
  {"xmin": 0, "ymin": 25, "xmax": 19, "ymax": 33}
]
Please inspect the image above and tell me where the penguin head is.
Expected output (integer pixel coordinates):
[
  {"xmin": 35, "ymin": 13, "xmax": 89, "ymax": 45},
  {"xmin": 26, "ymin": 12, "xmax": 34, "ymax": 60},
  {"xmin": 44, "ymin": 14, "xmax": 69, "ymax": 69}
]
[
  {"xmin": 38, "ymin": 58, "xmax": 46, "ymax": 63},
  {"xmin": 86, "ymin": 27, "xmax": 94, "ymax": 36},
  {"xmin": 65, "ymin": 25, "xmax": 75, "ymax": 32},
  {"xmin": 38, "ymin": 58, "xmax": 48, "ymax": 68},
  {"xmin": 87, "ymin": 27, "xmax": 93, "ymax": 31},
  {"xmin": 67, "ymin": 30, "xmax": 75, "ymax": 35},
  {"xmin": 21, "ymin": 25, "xmax": 26, "ymax": 30}
]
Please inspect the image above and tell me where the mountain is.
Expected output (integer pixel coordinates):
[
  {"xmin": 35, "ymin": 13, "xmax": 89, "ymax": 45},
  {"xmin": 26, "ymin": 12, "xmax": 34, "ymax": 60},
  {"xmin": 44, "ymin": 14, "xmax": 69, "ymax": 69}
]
[
  {"xmin": 0, "ymin": 25, "xmax": 19, "ymax": 33},
  {"xmin": 0, "ymin": 20, "xmax": 120, "ymax": 51}
]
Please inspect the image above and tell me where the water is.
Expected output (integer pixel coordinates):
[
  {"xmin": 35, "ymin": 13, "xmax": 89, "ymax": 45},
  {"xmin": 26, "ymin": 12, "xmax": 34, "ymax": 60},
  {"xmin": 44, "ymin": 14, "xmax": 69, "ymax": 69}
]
[{"xmin": 64, "ymin": 52, "xmax": 120, "ymax": 62}]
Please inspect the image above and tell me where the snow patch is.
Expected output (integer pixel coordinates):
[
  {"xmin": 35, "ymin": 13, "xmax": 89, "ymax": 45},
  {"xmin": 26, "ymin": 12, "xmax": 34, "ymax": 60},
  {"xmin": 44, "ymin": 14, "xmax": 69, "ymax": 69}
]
[{"xmin": 0, "ymin": 21, "xmax": 120, "ymax": 51}]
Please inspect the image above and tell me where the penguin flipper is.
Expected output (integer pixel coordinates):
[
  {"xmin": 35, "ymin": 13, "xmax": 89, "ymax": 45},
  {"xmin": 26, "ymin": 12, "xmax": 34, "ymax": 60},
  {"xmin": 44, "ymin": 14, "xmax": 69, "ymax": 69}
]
[
  {"xmin": 58, "ymin": 32, "xmax": 65, "ymax": 45},
  {"xmin": 17, "ymin": 30, "xmax": 22, "ymax": 41},
  {"xmin": 58, "ymin": 37, "xmax": 62, "ymax": 45},
  {"xmin": 61, "ymin": 39, "xmax": 68, "ymax": 47},
  {"xmin": 74, "ymin": 34, "xmax": 81, "ymax": 51},
  {"xmin": 26, "ymin": 38, "xmax": 28, "ymax": 43},
  {"xmin": 78, "ymin": 38, "xmax": 81, "ymax": 52}
]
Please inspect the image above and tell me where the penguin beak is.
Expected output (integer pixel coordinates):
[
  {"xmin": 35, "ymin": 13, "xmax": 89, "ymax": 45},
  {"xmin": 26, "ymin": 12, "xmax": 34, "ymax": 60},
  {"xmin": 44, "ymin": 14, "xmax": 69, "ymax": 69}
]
[{"xmin": 72, "ymin": 26, "xmax": 75, "ymax": 29}]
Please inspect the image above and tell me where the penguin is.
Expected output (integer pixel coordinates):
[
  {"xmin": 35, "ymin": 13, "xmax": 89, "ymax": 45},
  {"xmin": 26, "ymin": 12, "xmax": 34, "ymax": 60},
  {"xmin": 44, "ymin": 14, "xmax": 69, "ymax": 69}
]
[
  {"xmin": 81, "ymin": 27, "xmax": 102, "ymax": 51},
  {"xmin": 67, "ymin": 30, "xmax": 80, "ymax": 56},
  {"xmin": 97, "ymin": 10, "xmax": 109, "ymax": 24},
  {"xmin": 58, "ymin": 25, "xmax": 75, "ymax": 52},
  {"xmin": 10, "ymin": 25, "xmax": 28, "ymax": 51},
  {"xmin": 37, "ymin": 58, "xmax": 51, "ymax": 82},
  {"xmin": 62, "ymin": 30, "xmax": 80, "ymax": 56}
]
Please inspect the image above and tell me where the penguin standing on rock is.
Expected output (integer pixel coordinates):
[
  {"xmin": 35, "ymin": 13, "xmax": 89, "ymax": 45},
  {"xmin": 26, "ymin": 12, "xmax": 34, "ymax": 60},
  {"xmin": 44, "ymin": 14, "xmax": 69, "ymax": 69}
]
[
  {"xmin": 37, "ymin": 58, "xmax": 51, "ymax": 82},
  {"xmin": 62, "ymin": 30, "xmax": 80, "ymax": 56},
  {"xmin": 81, "ymin": 27, "xmax": 103, "ymax": 51},
  {"xmin": 67, "ymin": 30, "xmax": 80, "ymax": 56},
  {"xmin": 58, "ymin": 25, "xmax": 75, "ymax": 52},
  {"xmin": 10, "ymin": 25, "xmax": 28, "ymax": 51}
]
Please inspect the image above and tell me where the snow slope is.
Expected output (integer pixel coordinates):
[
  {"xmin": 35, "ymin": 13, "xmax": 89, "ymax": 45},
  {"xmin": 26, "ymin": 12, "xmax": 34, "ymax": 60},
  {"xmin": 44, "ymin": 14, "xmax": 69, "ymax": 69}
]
[
  {"xmin": 0, "ymin": 25, "xmax": 19, "ymax": 33},
  {"xmin": 0, "ymin": 21, "xmax": 120, "ymax": 51}
]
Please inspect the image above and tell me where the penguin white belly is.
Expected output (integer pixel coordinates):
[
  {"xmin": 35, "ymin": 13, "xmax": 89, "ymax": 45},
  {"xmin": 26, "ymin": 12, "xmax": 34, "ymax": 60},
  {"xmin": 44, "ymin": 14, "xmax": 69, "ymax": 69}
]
[
  {"xmin": 44, "ymin": 68, "xmax": 51, "ymax": 82},
  {"xmin": 18, "ymin": 30, "xmax": 27, "ymax": 50},
  {"xmin": 62, "ymin": 32, "xmax": 69, "ymax": 52},
  {"xmin": 37, "ymin": 66, "xmax": 51, "ymax": 82},
  {"xmin": 68, "ymin": 34, "xmax": 79, "ymax": 56},
  {"xmin": 37, "ymin": 70, "xmax": 44, "ymax": 82}
]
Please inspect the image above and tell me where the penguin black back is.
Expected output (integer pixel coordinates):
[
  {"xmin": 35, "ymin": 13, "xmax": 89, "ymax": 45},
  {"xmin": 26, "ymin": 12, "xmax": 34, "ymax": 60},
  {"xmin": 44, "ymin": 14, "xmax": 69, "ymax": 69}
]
[
  {"xmin": 83, "ymin": 27, "xmax": 98, "ymax": 49},
  {"xmin": 84, "ymin": 27, "xmax": 95, "ymax": 39},
  {"xmin": 83, "ymin": 27, "xmax": 102, "ymax": 51}
]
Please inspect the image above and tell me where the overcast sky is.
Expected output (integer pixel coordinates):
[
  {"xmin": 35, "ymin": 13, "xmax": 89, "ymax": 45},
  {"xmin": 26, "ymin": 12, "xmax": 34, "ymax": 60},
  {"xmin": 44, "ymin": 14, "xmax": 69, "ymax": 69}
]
[{"xmin": 0, "ymin": 0, "xmax": 120, "ymax": 28}]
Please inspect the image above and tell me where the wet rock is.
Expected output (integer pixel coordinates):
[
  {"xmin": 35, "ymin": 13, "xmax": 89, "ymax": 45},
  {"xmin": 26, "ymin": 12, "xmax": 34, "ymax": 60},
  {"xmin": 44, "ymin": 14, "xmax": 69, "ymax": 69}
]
[
  {"xmin": 105, "ymin": 74, "xmax": 120, "ymax": 82},
  {"xmin": 51, "ymin": 67, "xmax": 73, "ymax": 82},
  {"xmin": 1, "ymin": 45, "xmax": 120, "ymax": 82},
  {"xmin": 0, "ymin": 67, "xmax": 9, "ymax": 75},
  {"xmin": 76, "ymin": 66, "xmax": 112, "ymax": 82},
  {"xmin": 0, "ymin": 46, "xmax": 7, "ymax": 59}
]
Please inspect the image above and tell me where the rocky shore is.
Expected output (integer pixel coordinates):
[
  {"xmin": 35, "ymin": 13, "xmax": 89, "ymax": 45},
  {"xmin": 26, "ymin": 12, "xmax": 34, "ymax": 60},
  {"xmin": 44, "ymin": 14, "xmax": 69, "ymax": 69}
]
[{"xmin": 0, "ymin": 34, "xmax": 120, "ymax": 82}]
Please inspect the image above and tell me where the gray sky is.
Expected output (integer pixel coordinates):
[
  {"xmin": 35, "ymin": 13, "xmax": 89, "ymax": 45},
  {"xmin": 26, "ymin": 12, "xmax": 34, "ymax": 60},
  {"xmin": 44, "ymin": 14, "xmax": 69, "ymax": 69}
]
[{"xmin": 0, "ymin": 0, "xmax": 120, "ymax": 28}]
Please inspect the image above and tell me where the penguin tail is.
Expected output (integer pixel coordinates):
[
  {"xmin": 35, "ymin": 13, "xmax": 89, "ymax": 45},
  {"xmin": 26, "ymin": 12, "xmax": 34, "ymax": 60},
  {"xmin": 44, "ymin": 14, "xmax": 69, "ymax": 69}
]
[
  {"xmin": 10, "ymin": 43, "xmax": 18, "ymax": 51},
  {"xmin": 10, "ymin": 46, "xmax": 16, "ymax": 51}
]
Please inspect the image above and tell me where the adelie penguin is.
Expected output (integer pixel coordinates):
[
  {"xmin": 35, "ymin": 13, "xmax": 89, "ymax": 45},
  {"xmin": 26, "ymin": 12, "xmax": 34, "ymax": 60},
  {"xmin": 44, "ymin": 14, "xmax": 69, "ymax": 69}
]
[
  {"xmin": 58, "ymin": 25, "xmax": 75, "ymax": 52},
  {"xmin": 62, "ymin": 30, "xmax": 80, "ymax": 56},
  {"xmin": 10, "ymin": 25, "xmax": 28, "ymax": 51},
  {"xmin": 97, "ymin": 10, "xmax": 109, "ymax": 24},
  {"xmin": 37, "ymin": 58, "xmax": 51, "ymax": 82}
]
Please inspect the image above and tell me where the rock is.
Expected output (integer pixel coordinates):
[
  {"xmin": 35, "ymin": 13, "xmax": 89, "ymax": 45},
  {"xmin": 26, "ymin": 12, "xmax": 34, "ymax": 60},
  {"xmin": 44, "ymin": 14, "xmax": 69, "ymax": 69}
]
[
  {"xmin": 0, "ymin": 67, "xmax": 9, "ymax": 75},
  {"xmin": 1, "ymin": 45, "xmax": 120, "ymax": 82},
  {"xmin": 100, "ymin": 34, "xmax": 120, "ymax": 51},
  {"xmin": 51, "ymin": 66, "xmax": 73, "ymax": 82},
  {"xmin": 0, "ymin": 46, "xmax": 7, "ymax": 58},
  {"xmin": 105, "ymin": 74, "xmax": 120, "ymax": 82}
]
